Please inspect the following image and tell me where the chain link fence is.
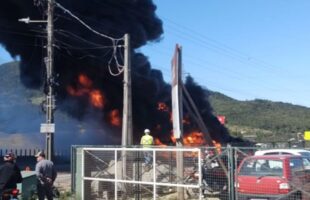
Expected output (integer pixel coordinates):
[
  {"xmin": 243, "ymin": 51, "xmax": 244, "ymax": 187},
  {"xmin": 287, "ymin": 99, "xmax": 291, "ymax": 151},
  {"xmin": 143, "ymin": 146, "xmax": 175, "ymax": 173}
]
[
  {"xmin": 72, "ymin": 146, "xmax": 310, "ymax": 200},
  {"xmin": 76, "ymin": 147, "xmax": 202, "ymax": 199}
]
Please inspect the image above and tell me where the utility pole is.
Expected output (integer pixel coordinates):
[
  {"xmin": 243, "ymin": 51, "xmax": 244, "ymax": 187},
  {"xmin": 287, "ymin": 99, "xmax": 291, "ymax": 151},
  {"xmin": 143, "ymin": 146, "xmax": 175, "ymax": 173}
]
[
  {"xmin": 171, "ymin": 44, "xmax": 184, "ymax": 200},
  {"xmin": 18, "ymin": 1, "xmax": 55, "ymax": 161},
  {"xmin": 45, "ymin": 0, "xmax": 55, "ymax": 161},
  {"xmin": 122, "ymin": 33, "xmax": 132, "ymax": 146},
  {"xmin": 121, "ymin": 34, "xmax": 132, "ymax": 198}
]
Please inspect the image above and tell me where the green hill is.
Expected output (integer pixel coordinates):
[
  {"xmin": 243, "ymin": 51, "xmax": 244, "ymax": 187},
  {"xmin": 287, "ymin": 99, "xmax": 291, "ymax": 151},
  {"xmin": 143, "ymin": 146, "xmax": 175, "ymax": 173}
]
[
  {"xmin": 209, "ymin": 91, "xmax": 310, "ymax": 142},
  {"xmin": 1, "ymin": 62, "xmax": 310, "ymax": 144}
]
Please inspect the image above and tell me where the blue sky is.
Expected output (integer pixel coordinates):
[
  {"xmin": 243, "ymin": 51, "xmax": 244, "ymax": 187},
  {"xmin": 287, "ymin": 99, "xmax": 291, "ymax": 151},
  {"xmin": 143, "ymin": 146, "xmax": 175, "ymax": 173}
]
[
  {"xmin": 1, "ymin": 0, "xmax": 310, "ymax": 107},
  {"xmin": 140, "ymin": 0, "xmax": 310, "ymax": 108},
  {"xmin": 0, "ymin": 46, "xmax": 12, "ymax": 64}
]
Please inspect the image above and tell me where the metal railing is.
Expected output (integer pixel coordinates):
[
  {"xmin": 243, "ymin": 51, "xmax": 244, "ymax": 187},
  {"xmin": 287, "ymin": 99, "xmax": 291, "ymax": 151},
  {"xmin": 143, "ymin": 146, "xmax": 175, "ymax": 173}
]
[
  {"xmin": 77, "ymin": 147, "xmax": 201, "ymax": 200},
  {"xmin": 72, "ymin": 146, "xmax": 310, "ymax": 200}
]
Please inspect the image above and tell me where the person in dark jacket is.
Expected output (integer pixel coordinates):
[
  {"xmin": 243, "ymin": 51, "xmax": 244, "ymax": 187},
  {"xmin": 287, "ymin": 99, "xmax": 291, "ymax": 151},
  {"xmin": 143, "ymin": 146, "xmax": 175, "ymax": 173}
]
[
  {"xmin": 35, "ymin": 151, "xmax": 57, "ymax": 200},
  {"xmin": 0, "ymin": 152, "xmax": 23, "ymax": 197}
]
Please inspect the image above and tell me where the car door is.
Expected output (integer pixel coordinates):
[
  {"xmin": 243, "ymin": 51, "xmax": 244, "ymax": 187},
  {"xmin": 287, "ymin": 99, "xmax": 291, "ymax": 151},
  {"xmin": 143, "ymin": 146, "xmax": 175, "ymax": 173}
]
[{"xmin": 289, "ymin": 158, "xmax": 307, "ymax": 190}]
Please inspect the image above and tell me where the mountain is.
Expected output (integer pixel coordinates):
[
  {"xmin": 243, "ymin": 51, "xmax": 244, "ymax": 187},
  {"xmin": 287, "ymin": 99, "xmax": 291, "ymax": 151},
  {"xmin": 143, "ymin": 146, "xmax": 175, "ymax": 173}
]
[
  {"xmin": 209, "ymin": 91, "xmax": 310, "ymax": 142},
  {"xmin": 1, "ymin": 62, "xmax": 310, "ymax": 146},
  {"xmin": 0, "ymin": 62, "xmax": 118, "ymax": 150}
]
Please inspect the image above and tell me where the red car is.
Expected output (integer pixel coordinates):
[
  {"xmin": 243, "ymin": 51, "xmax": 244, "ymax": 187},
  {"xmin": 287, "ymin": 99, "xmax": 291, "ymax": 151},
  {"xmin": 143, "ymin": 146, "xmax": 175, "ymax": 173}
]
[{"xmin": 237, "ymin": 155, "xmax": 310, "ymax": 200}]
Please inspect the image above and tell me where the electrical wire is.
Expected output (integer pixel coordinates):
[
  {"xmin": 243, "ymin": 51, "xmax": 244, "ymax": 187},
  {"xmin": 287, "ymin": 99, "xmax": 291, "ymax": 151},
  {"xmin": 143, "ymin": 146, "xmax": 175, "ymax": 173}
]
[
  {"xmin": 54, "ymin": 2, "xmax": 123, "ymax": 42},
  {"xmin": 54, "ymin": 1, "xmax": 126, "ymax": 76}
]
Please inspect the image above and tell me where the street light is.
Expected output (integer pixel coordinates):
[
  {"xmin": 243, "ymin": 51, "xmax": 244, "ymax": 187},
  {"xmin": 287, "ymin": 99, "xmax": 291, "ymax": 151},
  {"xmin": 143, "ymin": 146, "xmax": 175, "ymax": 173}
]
[
  {"xmin": 18, "ymin": 13, "xmax": 55, "ymax": 161},
  {"xmin": 18, "ymin": 17, "xmax": 47, "ymax": 24}
]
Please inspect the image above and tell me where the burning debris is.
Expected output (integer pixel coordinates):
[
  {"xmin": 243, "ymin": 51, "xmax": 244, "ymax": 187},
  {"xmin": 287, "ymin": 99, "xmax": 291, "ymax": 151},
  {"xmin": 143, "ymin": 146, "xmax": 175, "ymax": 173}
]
[{"xmin": 0, "ymin": 0, "xmax": 246, "ymax": 147}]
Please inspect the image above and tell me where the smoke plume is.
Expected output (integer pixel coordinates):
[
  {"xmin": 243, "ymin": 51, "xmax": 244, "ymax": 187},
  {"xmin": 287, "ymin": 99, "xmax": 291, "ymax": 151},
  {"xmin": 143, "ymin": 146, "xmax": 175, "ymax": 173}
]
[{"xmin": 0, "ymin": 0, "xmax": 243, "ymax": 146}]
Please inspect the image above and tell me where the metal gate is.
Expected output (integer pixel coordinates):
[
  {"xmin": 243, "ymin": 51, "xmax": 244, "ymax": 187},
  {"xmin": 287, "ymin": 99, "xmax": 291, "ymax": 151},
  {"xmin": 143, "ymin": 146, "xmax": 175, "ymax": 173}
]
[{"xmin": 81, "ymin": 147, "xmax": 202, "ymax": 200}]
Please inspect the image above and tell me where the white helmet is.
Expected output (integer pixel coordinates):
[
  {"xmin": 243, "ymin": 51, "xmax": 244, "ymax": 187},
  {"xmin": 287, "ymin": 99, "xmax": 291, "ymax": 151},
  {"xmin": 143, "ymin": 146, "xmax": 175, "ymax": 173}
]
[{"xmin": 144, "ymin": 129, "xmax": 150, "ymax": 134}]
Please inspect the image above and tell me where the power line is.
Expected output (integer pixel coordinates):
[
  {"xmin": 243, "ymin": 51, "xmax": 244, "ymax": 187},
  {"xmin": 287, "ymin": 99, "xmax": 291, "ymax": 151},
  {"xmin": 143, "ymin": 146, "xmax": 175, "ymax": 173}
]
[
  {"xmin": 92, "ymin": 0, "xmax": 287, "ymax": 75},
  {"xmin": 54, "ymin": 2, "xmax": 126, "ymax": 76},
  {"xmin": 54, "ymin": 2, "xmax": 123, "ymax": 42}
]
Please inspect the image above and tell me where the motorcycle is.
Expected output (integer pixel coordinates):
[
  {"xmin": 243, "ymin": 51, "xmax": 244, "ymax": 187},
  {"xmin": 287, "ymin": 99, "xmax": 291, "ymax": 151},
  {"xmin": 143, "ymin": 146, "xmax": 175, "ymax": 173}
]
[
  {"xmin": 201, "ymin": 152, "xmax": 228, "ymax": 198},
  {"xmin": 184, "ymin": 157, "xmax": 228, "ymax": 199},
  {"xmin": 1, "ymin": 188, "xmax": 20, "ymax": 200}
]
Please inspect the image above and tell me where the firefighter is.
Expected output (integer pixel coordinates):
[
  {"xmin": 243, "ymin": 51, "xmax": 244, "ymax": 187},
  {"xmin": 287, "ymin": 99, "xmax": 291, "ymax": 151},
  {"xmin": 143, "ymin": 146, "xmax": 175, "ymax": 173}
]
[{"xmin": 140, "ymin": 129, "xmax": 154, "ymax": 168}]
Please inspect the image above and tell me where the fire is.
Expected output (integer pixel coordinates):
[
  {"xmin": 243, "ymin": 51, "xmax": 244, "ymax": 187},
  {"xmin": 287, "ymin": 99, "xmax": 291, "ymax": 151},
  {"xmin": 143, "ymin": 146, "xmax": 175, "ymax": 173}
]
[
  {"xmin": 78, "ymin": 74, "xmax": 92, "ymax": 88},
  {"xmin": 170, "ymin": 134, "xmax": 176, "ymax": 143},
  {"xmin": 157, "ymin": 102, "xmax": 172, "ymax": 122},
  {"xmin": 183, "ymin": 131, "xmax": 205, "ymax": 146},
  {"xmin": 156, "ymin": 132, "xmax": 204, "ymax": 158},
  {"xmin": 66, "ymin": 74, "xmax": 106, "ymax": 109},
  {"xmin": 212, "ymin": 140, "xmax": 222, "ymax": 154},
  {"xmin": 157, "ymin": 102, "xmax": 169, "ymax": 112},
  {"xmin": 155, "ymin": 132, "xmax": 221, "ymax": 157},
  {"xmin": 155, "ymin": 131, "xmax": 205, "ymax": 147},
  {"xmin": 66, "ymin": 86, "xmax": 88, "ymax": 96},
  {"xmin": 154, "ymin": 138, "xmax": 167, "ymax": 147},
  {"xmin": 90, "ymin": 90, "xmax": 105, "ymax": 108},
  {"xmin": 109, "ymin": 109, "xmax": 121, "ymax": 126}
]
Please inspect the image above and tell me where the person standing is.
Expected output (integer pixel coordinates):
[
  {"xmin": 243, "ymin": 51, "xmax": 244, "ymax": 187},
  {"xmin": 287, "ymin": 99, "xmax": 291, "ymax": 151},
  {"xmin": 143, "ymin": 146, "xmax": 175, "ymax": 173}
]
[
  {"xmin": 0, "ymin": 152, "xmax": 22, "ymax": 199},
  {"xmin": 140, "ymin": 129, "xmax": 154, "ymax": 167},
  {"xmin": 35, "ymin": 151, "xmax": 57, "ymax": 200}
]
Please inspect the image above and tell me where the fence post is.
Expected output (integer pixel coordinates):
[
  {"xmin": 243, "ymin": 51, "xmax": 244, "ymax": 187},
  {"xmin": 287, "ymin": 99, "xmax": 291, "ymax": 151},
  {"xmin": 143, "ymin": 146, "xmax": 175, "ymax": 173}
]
[
  {"xmin": 134, "ymin": 150, "xmax": 141, "ymax": 200},
  {"xmin": 227, "ymin": 145, "xmax": 236, "ymax": 200},
  {"xmin": 71, "ymin": 146, "xmax": 75, "ymax": 193}
]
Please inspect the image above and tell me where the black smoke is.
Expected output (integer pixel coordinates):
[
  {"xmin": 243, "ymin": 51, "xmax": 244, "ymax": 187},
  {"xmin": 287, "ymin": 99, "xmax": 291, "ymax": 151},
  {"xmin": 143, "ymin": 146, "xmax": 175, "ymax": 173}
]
[{"xmin": 0, "ymin": 0, "xmax": 242, "ymax": 146}]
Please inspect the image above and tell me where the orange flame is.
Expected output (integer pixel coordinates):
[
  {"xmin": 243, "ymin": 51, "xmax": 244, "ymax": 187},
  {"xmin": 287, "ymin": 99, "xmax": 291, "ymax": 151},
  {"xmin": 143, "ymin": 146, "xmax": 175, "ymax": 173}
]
[
  {"xmin": 170, "ymin": 134, "xmax": 176, "ymax": 143},
  {"xmin": 155, "ymin": 132, "xmax": 203, "ymax": 158},
  {"xmin": 66, "ymin": 86, "xmax": 89, "ymax": 96},
  {"xmin": 78, "ymin": 74, "xmax": 92, "ymax": 88},
  {"xmin": 158, "ymin": 102, "xmax": 169, "ymax": 112},
  {"xmin": 157, "ymin": 102, "xmax": 172, "ymax": 122},
  {"xmin": 90, "ymin": 90, "xmax": 105, "ymax": 108},
  {"xmin": 155, "ymin": 131, "xmax": 206, "ymax": 147},
  {"xmin": 154, "ymin": 138, "xmax": 167, "ymax": 147},
  {"xmin": 67, "ymin": 74, "xmax": 106, "ymax": 109},
  {"xmin": 183, "ymin": 131, "xmax": 205, "ymax": 146},
  {"xmin": 212, "ymin": 140, "xmax": 222, "ymax": 154},
  {"xmin": 109, "ymin": 109, "xmax": 121, "ymax": 126}
]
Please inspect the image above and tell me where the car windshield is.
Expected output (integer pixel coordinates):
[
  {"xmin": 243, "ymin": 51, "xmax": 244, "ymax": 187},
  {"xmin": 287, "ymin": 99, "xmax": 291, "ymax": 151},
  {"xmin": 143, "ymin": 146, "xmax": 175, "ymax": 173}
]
[{"xmin": 239, "ymin": 159, "xmax": 283, "ymax": 177}]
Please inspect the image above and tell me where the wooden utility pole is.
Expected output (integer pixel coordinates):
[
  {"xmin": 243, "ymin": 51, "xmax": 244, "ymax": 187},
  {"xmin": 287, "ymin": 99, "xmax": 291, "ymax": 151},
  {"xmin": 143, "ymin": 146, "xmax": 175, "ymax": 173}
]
[
  {"xmin": 122, "ymin": 33, "xmax": 132, "ymax": 146},
  {"xmin": 171, "ymin": 44, "xmax": 184, "ymax": 200},
  {"xmin": 121, "ymin": 34, "xmax": 132, "ymax": 198},
  {"xmin": 45, "ymin": 0, "xmax": 55, "ymax": 161}
]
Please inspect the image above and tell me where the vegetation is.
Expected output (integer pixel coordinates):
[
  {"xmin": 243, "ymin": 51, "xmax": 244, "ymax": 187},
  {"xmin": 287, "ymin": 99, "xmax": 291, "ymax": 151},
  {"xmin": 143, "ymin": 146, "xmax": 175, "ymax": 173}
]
[
  {"xmin": 209, "ymin": 91, "xmax": 310, "ymax": 142},
  {"xmin": 2, "ymin": 62, "xmax": 310, "ymax": 143}
]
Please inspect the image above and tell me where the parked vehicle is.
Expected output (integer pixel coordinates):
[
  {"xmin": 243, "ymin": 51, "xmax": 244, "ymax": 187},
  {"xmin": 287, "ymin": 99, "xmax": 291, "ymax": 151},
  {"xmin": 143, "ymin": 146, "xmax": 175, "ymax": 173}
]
[
  {"xmin": 237, "ymin": 155, "xmax": 310, "ymax": 200},
  {"xmin": 1, "ymin": 188, "xmax": 19, "ymax": 200},
  {"xmin": 184, "ymin": 151, "xmax": 229, "ymax": 199},
  {"xmin": 255, "ymin": 149, "xmax": 310, "ymax": 157}
]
